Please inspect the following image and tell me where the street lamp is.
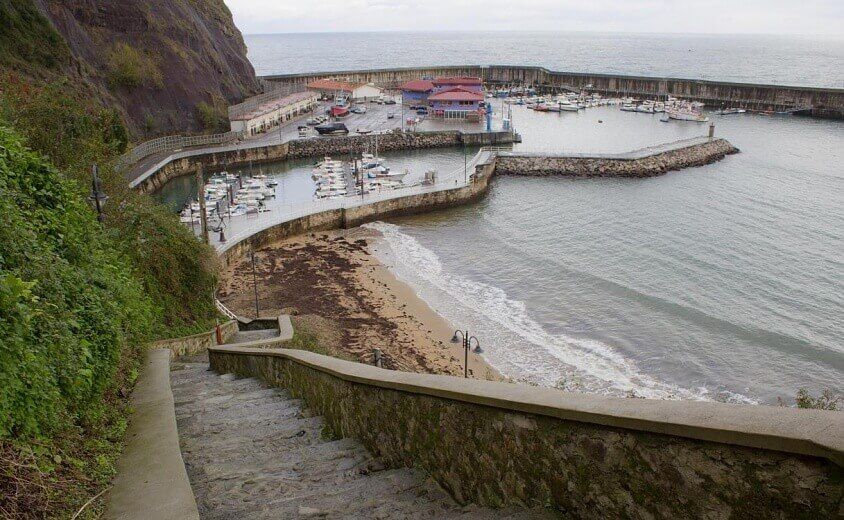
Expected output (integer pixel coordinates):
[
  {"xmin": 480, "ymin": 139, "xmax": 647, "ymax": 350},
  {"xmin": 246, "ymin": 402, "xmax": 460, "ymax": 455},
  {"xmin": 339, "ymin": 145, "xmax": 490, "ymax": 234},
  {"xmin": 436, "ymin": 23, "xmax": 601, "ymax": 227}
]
[
  {"xmin": 88, "ymin": 164, "xmax": 109, "ymax": 222},
  {"xmin": 451, "ymin": 330, "xmax": 483, "ymax": 378}
]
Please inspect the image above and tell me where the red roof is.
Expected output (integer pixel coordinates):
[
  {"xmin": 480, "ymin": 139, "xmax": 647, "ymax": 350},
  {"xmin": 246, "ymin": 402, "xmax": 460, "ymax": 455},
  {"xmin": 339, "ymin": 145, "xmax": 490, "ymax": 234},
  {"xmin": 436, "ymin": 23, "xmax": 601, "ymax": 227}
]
[
  {"xmin": 400, "ymin": 79, "xmax": 435, "ymax": 92},
  {"xmin": 433, "ymin": 76, "xmax": 483, "ymax": 86},
  {"xmin": 307, "ymin": 79, "xmax": 364, "ymax": 92},
  {"xmin": 428, "ymin": 86, "xmax": 485, "ymax": 102}
]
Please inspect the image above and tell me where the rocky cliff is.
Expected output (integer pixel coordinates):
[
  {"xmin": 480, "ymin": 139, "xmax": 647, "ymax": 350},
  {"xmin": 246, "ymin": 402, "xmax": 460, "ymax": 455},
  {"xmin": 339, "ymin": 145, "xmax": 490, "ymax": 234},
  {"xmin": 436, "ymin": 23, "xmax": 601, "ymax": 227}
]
[{"xmin": 3, "ymin": 0, "xmax": 259, "ymax": 137}]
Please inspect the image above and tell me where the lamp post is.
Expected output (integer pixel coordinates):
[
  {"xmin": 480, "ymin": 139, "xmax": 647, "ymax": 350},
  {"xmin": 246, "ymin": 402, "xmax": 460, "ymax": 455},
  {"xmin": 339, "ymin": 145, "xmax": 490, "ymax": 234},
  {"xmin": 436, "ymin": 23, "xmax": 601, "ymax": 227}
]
[
  {"xmin": 451, "ymin": 330, "xmax": 483, "ymax": 378},
  {"xmin": 250, "ymin": 245, "xmax": 260, "ymax": 318},
  {"xmin": 88, "ymin": 164, "xmax": 109, "ymax": 222}
]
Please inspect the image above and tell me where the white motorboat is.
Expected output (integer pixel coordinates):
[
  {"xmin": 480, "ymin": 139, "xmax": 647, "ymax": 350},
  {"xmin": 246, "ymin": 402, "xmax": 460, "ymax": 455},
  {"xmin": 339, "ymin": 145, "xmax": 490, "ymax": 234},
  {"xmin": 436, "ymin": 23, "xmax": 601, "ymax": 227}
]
[{"xmin": 667, "ymin": 109, "xmax": 709, "ymax": 122}]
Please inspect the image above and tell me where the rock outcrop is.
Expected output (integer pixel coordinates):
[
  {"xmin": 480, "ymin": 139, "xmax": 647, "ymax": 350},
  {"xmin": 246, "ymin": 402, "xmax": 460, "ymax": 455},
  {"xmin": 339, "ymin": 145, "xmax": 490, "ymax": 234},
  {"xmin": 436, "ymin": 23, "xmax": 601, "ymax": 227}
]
[{"xmin": 14, "ymin": 0, "xmax": 259, "ymax": 137}]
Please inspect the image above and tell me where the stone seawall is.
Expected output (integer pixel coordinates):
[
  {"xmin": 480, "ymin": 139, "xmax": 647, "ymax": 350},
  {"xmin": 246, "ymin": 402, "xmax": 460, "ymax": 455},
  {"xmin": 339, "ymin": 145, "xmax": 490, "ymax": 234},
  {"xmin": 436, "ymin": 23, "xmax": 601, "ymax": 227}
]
[
  {"xmin": 261, "ymin": 65, "xmax": 844, "ymax": 118},
  {"xmin": 208, "ymin": 346, "xmax": 844, "ymax": 519},
  {"xmin": 219, "ymin": 160, "xmax": 495, "ymax": 268},
  {"xmin": 136, "ymin": 130, "xmax": 516, "ymax": 194},
  {"xmin": 494, "ymin": 138, "xmax": 739, "ymax": 178}
]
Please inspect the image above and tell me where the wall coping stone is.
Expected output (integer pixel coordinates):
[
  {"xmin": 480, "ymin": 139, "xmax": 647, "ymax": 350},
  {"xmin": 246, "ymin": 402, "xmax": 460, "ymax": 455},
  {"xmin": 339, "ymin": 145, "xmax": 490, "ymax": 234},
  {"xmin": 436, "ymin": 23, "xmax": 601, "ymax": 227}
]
[
  {"xmin": 106, "ymin": 349, "xmax": 199, "ymax": 520},
  {"xmin": 208, "ymin": 345, "xmax": 844, "ymax": 467}
]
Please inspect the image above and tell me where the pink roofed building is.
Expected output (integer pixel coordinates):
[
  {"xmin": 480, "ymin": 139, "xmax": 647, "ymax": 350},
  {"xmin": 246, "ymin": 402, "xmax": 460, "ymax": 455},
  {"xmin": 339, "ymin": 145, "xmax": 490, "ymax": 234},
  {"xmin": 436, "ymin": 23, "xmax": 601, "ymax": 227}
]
[
  {"xmin": 428, "ymin": 86, "xmax": 485, "ymax": 120},
  {"xmin": 432, "ymin": 76, "xmax": 484, "ymax": 93},
  {"xmin": 400, "ymin": 79, "xmax": 435, "ymax": 106}
]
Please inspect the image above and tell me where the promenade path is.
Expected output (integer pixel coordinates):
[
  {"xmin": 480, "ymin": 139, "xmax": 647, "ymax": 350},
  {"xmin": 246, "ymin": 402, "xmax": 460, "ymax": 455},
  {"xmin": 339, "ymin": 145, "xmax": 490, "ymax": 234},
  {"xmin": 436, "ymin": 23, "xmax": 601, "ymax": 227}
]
[{"xmin": 171, "ymin": 353, "xmax": 550, "ymax": 519}]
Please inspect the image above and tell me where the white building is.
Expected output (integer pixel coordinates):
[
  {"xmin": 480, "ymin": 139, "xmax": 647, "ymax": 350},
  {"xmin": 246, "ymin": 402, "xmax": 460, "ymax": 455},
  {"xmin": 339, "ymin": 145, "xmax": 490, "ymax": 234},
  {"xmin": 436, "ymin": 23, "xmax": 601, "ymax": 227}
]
[
  {"xmin": 229, "ymin": 91, "xmax": 319, "ymax": 137},
  {"xmin": 306, "ymin": 79, "xmax": 382, "ymax": 102}
]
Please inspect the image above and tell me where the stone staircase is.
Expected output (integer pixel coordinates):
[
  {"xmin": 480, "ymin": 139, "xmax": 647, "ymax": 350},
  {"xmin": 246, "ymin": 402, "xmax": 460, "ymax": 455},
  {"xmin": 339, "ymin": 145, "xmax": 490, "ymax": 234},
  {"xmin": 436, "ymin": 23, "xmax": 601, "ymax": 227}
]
[{"xmin": 170, "ymin": 357, "xmax": 548, "ymax": 519}]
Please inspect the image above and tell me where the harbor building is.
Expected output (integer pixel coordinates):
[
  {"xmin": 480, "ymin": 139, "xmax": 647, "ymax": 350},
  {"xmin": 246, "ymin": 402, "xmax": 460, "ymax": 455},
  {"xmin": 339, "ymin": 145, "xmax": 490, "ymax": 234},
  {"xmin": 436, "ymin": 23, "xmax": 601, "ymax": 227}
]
[
  {"xmin": 229, "ymin": 91, "xmax": 319, "ymax": 137},
  {"xmin": 432, "ymin": 76, "xmax": 484, "ymax": 94},
  {"xmin": 428, "ymin": 86, "xmax": 485, "ymax": 120},
  {"xmin": 306, "ymin": 79, "xmax": 382, "ymax": 102},
  {"xmin": 400, "ymin": 79, "xmax": 435, "ymax": 106}
]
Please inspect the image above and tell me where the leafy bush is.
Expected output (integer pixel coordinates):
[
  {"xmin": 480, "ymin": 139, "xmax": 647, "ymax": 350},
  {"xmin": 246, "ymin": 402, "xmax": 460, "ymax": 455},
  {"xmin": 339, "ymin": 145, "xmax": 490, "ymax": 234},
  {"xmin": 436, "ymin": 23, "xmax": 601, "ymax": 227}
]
[
  {"xmin": 196, "ymin": 97, "xmax": 229, "ymax": 133},
  {"xmin": 0, "ymin": 73, "xmax": 220, "ymax": 338},
  {"xmin": 795, "ymin": 389, "xmax": 839, "ymax": 410},
  {"xmin": 106, "ymin": 42, "xmax": 163, "ymax": 90},
  {"xmin": 0, "ymin": 126, "xmax": 155, "ymax": 437}
]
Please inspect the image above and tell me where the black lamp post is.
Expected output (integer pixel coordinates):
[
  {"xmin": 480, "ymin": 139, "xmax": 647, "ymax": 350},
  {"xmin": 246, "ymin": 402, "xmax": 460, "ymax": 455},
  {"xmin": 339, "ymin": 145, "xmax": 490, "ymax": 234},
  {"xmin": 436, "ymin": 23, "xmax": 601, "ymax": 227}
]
[
  {"xmin": 451, "ymin": 330, "xmax": 483, "ymax": 378},
  {"xmin": 88, "ymin": 164, "xmax": 109, "ymax": 222}
]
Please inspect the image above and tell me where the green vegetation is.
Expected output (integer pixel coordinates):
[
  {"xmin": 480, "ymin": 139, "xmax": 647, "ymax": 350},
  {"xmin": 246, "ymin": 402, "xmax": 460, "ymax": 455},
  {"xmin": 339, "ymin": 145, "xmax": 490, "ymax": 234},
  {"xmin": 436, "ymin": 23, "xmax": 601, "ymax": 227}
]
[
  {"xmin": 0, "ymin": 0, "xmax": 69, "ymax": 69},
  {"xmin": 0, "ymin": 72, "xmax": 219, "ymax": 517},
  {"xmin": 196, "ymin": 100, "xmax": 228, "ymax": 133},
  {"xmin": 794, "ymin": 389, "xmax": 839, "ymax": 411},
  {"xmin": 106, "ymin": 42, "xmax": 164, "ymax": 90}
]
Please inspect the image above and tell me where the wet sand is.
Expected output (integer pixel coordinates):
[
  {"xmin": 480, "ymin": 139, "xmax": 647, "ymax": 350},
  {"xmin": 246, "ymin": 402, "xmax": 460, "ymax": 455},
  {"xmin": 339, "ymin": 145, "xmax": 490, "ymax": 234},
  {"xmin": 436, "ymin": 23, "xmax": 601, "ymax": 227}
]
[{"xmin": 218, "ymin": 228, "xmax": 499, "ymax": 379}]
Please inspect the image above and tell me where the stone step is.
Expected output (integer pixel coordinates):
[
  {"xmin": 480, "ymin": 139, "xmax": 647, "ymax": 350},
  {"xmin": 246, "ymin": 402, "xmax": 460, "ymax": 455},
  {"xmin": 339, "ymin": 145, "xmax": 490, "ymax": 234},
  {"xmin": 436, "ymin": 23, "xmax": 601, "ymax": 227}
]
[{"xmin": 171, "ymin": 360, "xmax": 549, "ymax": 519}]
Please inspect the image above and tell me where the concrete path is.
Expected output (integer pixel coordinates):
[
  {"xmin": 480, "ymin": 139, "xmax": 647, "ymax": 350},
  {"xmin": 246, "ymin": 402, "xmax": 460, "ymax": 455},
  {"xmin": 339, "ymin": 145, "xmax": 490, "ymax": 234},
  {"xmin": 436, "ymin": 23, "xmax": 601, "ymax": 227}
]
[
  {"xmin": 170, "ymin": 356, "xmax": 548, "ymax": 519},
  {"xmin": 107, "ymin": 349, "xmax": 199, "ymax": 519}
]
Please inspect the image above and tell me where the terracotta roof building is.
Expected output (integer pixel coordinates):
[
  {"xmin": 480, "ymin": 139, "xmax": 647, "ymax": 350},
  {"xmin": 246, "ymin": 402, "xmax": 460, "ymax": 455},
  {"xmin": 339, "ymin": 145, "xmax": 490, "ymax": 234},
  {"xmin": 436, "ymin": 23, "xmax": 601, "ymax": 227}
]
[
  {"xmin": 306, "ymin": 79, "xmax": 382, "ymax": 101},
  {"xmin": 229, "ymin": 90, "xmax": 319, "ymax": 137}
]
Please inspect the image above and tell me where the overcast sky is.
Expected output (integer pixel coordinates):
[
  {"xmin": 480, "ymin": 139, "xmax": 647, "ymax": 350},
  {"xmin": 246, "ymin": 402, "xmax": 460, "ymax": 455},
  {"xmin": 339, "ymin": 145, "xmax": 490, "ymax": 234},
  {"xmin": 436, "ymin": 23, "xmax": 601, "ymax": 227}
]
[{"xmin": 224, "ymin": 0, "xmax": 843, "ymax": 36}]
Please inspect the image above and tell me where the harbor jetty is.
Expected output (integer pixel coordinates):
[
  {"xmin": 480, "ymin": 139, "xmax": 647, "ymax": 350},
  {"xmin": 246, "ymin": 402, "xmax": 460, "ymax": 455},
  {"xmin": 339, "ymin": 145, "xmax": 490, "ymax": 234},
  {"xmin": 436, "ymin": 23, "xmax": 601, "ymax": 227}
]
[
  {"xmin": 494, "ymin": 137, "xmax": 739, "ymax": 178},
  {"xmin": 260, "ymin": 65, "xmax": 844, "ymax": 119}
]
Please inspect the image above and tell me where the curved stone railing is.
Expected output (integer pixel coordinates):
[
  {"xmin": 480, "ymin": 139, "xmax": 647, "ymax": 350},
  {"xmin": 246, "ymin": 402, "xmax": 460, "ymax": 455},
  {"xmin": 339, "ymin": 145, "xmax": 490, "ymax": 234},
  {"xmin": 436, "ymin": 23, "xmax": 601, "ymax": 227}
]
[{"xmin": 208, "ymin": 345, "xmax": 843, "ymax": 517}]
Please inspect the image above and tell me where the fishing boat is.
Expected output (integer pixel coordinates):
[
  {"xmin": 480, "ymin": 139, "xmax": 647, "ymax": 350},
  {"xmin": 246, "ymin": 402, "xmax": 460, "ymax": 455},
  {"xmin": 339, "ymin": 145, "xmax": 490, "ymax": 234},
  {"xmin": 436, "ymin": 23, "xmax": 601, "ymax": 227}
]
[
  {"xmin": 714, "ymin": 108, "xmax": 746, "ymax": 115},
  {"xmin": 667, "ymin": 108, "xmax": 709, "ymax": 122}
]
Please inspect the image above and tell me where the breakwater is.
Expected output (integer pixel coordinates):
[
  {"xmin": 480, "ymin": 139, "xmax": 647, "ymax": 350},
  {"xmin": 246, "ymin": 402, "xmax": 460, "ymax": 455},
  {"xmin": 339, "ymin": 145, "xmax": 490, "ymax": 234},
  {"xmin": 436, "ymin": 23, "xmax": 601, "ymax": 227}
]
[
  {"xmin": 261, "ymin": 65, "xmax": 844, "ymax": 119},
  {"xmin": 208, "ymin": 345, "xmax": 844, "ymax": 518},
  {"xmin": 134, "ymin": 130, "xmax": 516, "ymax": 194},
  {"xmin": 494, "ymin": 137, "xmax": 738, "ymax": 178}
]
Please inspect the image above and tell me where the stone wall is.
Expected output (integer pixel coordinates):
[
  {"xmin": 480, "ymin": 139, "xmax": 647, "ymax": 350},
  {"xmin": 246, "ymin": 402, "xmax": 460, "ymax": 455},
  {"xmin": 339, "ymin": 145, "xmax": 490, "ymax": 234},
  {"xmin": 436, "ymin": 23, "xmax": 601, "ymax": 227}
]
[
  {"xmin": 261, "ymin": 65, "xmax": 844, "ymax": 118},
  {"xmin": 151, "ymin": 320, "xmax": 238, "ymax": 358},
  {"xmin": 208, "ymin": 347, "xmax": 844, "ymax": 519},
  {"xmin": 136, "ymin": 130, "xmax": 517, "ymax": 194},
  {"xmin": 494, "ymin": 139, "xmax": 739, "ymax": 178}
]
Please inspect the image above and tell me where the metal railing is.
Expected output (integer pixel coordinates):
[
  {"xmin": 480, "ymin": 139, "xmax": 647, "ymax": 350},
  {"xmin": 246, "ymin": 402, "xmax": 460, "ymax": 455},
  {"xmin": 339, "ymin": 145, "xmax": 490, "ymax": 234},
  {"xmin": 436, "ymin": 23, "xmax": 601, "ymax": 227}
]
[{"xmin": 118, "ymin": 131, "xmax": 244, "ymax": 169}]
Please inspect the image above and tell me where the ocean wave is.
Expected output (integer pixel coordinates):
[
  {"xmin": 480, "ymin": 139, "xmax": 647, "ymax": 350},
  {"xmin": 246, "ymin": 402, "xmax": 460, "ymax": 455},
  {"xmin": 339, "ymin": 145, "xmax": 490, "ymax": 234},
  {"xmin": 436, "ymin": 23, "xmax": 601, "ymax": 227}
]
[{"xmin": 364, "ymin": 221, "xmax": 757, "ymax": 404}]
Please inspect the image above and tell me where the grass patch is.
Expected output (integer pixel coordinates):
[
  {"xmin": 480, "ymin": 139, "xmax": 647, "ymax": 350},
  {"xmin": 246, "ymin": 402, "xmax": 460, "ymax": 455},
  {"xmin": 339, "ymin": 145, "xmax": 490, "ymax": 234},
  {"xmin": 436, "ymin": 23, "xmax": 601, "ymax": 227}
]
[{"xmin": 106, "ymin": 42, "xmax": 163, "ymax": 90}]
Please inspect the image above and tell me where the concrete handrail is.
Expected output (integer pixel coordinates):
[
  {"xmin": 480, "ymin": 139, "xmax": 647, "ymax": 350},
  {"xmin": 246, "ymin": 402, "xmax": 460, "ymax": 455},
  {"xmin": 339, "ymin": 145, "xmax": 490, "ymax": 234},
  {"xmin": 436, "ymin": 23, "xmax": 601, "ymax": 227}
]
[
  {"xmin": 208, "ymin": 345, "xmax": 844, "ymax": 467},
  {"xmin": 106, "ymin": 349, "xmax": 199, "ymax": 520}
]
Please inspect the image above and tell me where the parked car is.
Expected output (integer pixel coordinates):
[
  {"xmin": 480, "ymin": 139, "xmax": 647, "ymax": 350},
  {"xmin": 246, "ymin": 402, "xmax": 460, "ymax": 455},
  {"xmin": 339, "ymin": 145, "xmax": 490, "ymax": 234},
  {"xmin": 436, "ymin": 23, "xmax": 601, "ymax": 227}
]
[
  {"xmin": 383, "ymin": 98, "xmax": 397, "ymax": 105},
  {"xmin": 350, "ymin": 105, "xmax": 367, "ymax": 114}
]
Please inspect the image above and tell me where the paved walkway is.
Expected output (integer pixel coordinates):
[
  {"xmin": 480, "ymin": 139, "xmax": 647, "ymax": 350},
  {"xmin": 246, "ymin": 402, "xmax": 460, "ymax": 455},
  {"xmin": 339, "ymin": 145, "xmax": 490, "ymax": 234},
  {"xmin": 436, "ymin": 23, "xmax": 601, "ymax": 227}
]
[{"xmin": 171, "ymin": 356, "xmax": 549, "ymax": 519}]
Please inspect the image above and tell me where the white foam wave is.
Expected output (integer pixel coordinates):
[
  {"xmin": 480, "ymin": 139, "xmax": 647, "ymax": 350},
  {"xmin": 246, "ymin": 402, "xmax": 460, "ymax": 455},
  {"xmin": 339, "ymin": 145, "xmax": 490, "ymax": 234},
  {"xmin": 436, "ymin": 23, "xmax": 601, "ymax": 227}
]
[{"xmin": 364, "ymin": 221, "xmax": 756, "ymax": 403}]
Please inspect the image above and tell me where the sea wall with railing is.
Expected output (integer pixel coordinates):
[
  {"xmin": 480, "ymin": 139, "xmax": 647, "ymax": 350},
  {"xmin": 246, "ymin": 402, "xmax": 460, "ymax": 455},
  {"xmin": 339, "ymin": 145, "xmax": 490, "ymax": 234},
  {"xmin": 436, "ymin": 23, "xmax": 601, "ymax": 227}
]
[
  {"xmin": 132, "ymin": 130, "xmax": 516, "ymax": 194},
  {"xmin": 260, "ymin": 65, "xmax": 844, "ymax": 118}
]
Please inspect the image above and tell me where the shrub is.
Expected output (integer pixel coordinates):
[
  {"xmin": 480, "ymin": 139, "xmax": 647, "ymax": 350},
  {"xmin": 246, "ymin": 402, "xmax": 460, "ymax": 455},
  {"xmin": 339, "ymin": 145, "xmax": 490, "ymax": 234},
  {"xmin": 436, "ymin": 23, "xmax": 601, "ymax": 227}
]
[
  {"xmin": 0, "ymin": 126, "xmax": 155, "ymax": 437},
  {"xmin": 106, "ymin": 42, "xmax": 163, "ymax": 90},
  {"xmin": 196, "ymin": 97, "xmax": 229, "ymax": 133},
  {"xmin": 794, "ymin": 389, "xmax": 839, "ymax": 410}
]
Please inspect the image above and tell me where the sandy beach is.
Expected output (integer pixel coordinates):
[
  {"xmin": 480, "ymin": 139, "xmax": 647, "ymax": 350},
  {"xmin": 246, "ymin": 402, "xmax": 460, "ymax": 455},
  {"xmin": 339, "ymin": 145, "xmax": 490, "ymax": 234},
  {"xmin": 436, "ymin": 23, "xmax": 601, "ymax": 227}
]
[{"xmin": 218, "ymin": 228, "xmax": 499, "ymax": 379}]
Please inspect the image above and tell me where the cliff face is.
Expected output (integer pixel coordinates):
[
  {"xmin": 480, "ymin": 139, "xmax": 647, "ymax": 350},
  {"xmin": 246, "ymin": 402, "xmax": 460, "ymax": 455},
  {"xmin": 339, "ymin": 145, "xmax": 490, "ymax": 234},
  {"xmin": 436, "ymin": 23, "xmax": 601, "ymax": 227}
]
[{"xmin": 23, "ymin": 0, "xmax": 260, "ymax": 137}]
